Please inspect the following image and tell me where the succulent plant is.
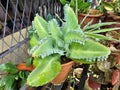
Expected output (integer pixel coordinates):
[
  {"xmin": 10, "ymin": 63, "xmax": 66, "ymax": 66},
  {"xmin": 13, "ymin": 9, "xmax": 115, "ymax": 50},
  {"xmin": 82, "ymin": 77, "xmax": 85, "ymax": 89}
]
[{"xmin": 27, "ymin": 5, "xmax": 119, "ymax": 87}]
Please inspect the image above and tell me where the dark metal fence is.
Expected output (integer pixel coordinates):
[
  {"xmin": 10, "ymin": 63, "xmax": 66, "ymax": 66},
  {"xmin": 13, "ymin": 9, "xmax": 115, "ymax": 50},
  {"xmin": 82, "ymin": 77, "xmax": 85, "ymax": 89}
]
[{"xmin": 0, "ymin": 0, "xmax": 63, "ymax": 64}]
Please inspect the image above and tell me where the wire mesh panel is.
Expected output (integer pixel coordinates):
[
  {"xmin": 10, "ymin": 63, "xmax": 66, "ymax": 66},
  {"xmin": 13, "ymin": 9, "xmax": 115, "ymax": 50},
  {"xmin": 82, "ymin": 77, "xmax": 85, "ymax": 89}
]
[{"xmin": 0, "ymin": 0, "xmax": 63, "ymax": 64}]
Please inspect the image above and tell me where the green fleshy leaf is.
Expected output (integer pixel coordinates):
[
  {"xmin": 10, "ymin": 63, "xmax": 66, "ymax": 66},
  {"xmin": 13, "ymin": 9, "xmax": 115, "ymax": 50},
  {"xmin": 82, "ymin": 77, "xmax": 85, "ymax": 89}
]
[
  {"xmin": 64, "ymin": 30, "xmax": 87, "ymax": 46},
  {"xmin": 32, "ymin": 37, "xmax": 64, "ymax": 58},
  {"xmin": 62, "ymin": 4, "xmax": 79, "ymax": 33},
  {"xmin": 34, "ymin": 14, "xmax": 49, "ymax": 38},
  {"xmin": 32, "ymin": 38, "xmax": 53, "ymax": 57},
  {"xmin": 67, "ymin": 39, "xmax": 110, "ymax": 63},
  {"xmin": 64, "ymin": 30, "xmax": 87, "ymax": 51},
  {"xmin": 48, "ymin": 19, "xmax": 64, "ymax": 48},
  {"xmin": 48, "ymin": 19, "xmax": 62, "ymax": 38},
  {"xmin": 27, "ymin": 55, "xmax": 61, "ymax": 86}
]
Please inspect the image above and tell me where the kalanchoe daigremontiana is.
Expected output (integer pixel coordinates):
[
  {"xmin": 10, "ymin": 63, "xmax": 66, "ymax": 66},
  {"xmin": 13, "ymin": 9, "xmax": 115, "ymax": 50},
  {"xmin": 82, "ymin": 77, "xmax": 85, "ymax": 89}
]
[{"xmin": 27, "ymin": 5, "xmax": 120, "ymax": 87}]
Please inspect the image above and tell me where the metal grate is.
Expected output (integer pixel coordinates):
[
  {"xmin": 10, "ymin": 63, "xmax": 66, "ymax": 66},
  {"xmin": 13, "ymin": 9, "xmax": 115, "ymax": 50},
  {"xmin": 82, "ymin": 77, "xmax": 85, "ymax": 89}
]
[{"xmin": 0, "ymin": 0, "xmax": 63, "ymax": 64}]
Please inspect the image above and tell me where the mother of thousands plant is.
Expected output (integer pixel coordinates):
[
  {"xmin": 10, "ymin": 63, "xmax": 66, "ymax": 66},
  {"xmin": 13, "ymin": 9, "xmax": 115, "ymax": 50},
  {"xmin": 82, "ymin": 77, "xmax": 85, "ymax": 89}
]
[{"xmin": 27, "ymin": 4, "xmax": 120, "ymax": 87}]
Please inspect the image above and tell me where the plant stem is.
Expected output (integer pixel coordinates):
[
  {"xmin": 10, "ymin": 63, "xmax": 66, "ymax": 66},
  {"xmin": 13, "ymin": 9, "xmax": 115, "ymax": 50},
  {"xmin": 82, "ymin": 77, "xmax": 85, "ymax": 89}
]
[{"xmin": 77, "ymin": 64, "xmax": 89, "ymax": 90}]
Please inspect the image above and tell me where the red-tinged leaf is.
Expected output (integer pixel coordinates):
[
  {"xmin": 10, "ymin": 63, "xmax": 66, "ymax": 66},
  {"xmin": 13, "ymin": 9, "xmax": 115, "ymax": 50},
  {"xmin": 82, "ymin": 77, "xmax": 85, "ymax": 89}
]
[
  {"xmin": 112, "ymin": 69, "xmax": 120, "ymax": 85},
  {"xmin": 88, "ymin": 77, "xmax": 101, "ymax": 90}
]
